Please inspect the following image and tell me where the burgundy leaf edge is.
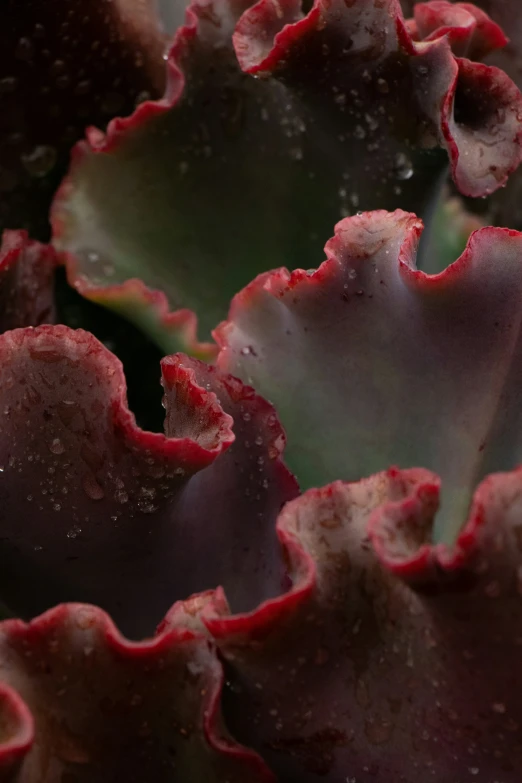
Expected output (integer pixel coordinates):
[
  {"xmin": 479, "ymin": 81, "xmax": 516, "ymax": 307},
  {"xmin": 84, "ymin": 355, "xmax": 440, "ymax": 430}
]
[
  {"xmin": 208, "ymin": 207, "xmax": 522, "ymax": 633},
  {"xmin": 0, "ymin": 231, "xmax": 57, "ymax": 276},
  {"xmin": 199, "ymin": 463, "xmax": 522, "ymax": 644},
  {"xmin": 406, "ymin": 0, "xmax": 508, "ymax": 58},
  {"xmin": 1, "ymin": 323, "xmax": 232, "ymax": 469},
  {"xmin": 213, "ymin": 207, "xmax": 520, "ymax": 357},
  {"xmin": 0, "ymin": 683, "xmax": 33, "ymax": 772},
  {"xmin": 0, "ymin": 600, "xmax": 275, "ymax": 780},
  {"xmin": 48, "ymin": 2, "xmax": 220, "ymax": 360}
]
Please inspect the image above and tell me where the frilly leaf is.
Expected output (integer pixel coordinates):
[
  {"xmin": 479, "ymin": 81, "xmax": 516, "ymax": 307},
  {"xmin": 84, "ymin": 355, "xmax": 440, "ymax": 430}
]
[
  {"xmin": 217, "ymin": 209, "xmax": 522, "ymax": 545},
  {"xmin": 405, "ymin": 0, "xmax": 507, "ymax": 58},
  {"xmin": 0, "ymin": 231, "xmax": 57, "ymax": 333},
  {"xmin": 0, "ymin": 683, "xmax": 33, "ymax": 775},
  {"xmin": 64, "ymin": 271, "xmax": 217, "ymax": 361},
  {"xmin": 0, "ymin": 325, "xmax": 297, "ymax": 638},
  {"xmin": 0, "ymin": 600, "xmax": 273, "ymax": 781},
  {"xmin": 201, "ymin": 467, "xmax": 522, "ymax": 782},
  {"xmin": 0, "ymin": 0, "xmax": 166, "ymax": 240},
  {"xmin": 50, "ymin": 0, "xmax": 521, "ymax": 343}
]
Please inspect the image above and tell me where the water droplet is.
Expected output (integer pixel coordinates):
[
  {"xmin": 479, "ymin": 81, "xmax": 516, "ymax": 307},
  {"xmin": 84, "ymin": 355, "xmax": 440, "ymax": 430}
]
[
  {"xmin": 394, "ymin": 152, "xmax": 413, "ymax": 181},
  {"xmin": 82, "ymin": 474, "xmax": 105, "ymax": 501},
  {"xmin": 348, "ymin": 269, "xmax": 357, "ymax": 280},
  {"xmin": 115, "ymin": 489, "xmax": 129, "ymax": 504},
  {"xmin": 67, "ymin": 525, "xmax": 81, "ymax": 539},
  {"xmin": 49, "ymin": 437, "xmax": 65, "ymax": 455},
  {"xmin": 76, "ymin": 608, "xmax": 95, "ymax": 630}
]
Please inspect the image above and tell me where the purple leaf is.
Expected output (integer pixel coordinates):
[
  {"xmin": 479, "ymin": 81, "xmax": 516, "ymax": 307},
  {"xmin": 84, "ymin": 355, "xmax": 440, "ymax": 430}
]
[
  {"xmin": 0, "ymin": 598, "xmax": 273, "ymax": 781},
  {"xmin": 0, "ymin": 231, "xmax": 57, "ymax": 333},
  {"xmin": 203, "ymin": 467, "xmax": 522, "ymax": 782},
  {"xmin": 0, "ymin": 325, "xmax": 296, "ymax": 638}
]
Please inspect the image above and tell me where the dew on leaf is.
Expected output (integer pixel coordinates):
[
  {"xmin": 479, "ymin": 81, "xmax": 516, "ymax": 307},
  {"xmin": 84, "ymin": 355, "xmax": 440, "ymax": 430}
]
[
  {"xmin": 49, "ymin": 437, "xmax": 65, "ymax": 455},
  {"xmin": 394, "ymin": 152, "xmax": 414, "ymax": 180}
]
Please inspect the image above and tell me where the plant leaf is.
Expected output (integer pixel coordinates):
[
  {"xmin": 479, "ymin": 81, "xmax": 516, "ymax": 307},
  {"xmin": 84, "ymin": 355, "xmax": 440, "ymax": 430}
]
[
  {"xmin": 217, "ymin": 209, "xmax": 522, "ymax": 545},
  {"xmin": 203, "ymin": 467, "xmax": 522, "ymax": 782},
  {"xmin": 0, "ymin": 325, "xmax": 296, "ymax": 638},
  {"xmin": 50, "ymin": 0, "xmax": 521, "ymax": 344},
  {"xmin": 0, "ymin": 231, "xmax": 57, "ymax": 333},
  {"xmin": 0, "ymin": 599, "xmax": 273, "ymax": 781}
]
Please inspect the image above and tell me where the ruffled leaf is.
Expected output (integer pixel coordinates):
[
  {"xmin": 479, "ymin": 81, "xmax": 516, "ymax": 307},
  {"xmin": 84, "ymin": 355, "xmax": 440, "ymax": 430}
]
[
  {"xmin": 217, "ymin": 209, "xmax": 522, "ymax": 545},
  {"xmin": 405, "ymin": 0, "xmax": 507, "ymax": 58},
  {"xmin": 0, "ymin": 325, "xmax": 297, "ymax": 638},
  {"xmin": 0, "ymin": 0, "xmax": 166, "ymax": 240},
  {"xmin": 401, "ymin": 0, "xmax": 522, "ymax": 229},
  {"xmin": 50, "ymin": 0, "xmax": 522, "ymax": 342},
  {"xmin": 0, "ymin": 231, "xmax": 57, "ymax": 333},
  {"xmin": 202, "ymin": 468, "xmax": 522, "ymax": 782},
  {"xmin": 0, "ymin": 600, "xmax": 273, "ymax": 781}
]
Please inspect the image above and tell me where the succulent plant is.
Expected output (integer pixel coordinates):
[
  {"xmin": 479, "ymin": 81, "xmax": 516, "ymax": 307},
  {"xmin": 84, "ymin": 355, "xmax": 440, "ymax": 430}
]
[{"xmin": 2, "ymin": 0, "xmax": 522, "ymax": 780}]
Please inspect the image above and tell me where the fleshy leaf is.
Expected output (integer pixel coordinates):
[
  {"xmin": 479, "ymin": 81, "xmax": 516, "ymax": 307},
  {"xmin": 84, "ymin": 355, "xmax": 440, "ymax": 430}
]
[
  {"xmin": 0, "ymin": 683, "xmax": 33, "ymax": 776},
  {"xmin": 401, "ymin": 0, "xmax": 522, "ymax": 229},
  {"xmin": 0, "ymin": 600, "xmax": 273, "ymax": 782},
  {"xmin": 0, "ymin": 231, "xmax": 57, "ymax": 334},
  {"xmin": 50, "ymin": 0, "xmax": 522, "ymax": 342},
  {"xmin": 0, "ymin": 325, "xmax": 297, "ymax": 638},
  {"xmin": 217, "ymin": 209, "xmax": 522, "ymax": 545},
  {"xmin": 66, "ymin": 269, "xmax": 217, "ymax": 360},
  {"xmin": 471, "ymin": 0, "xmax": 522, "ymax": 230},
  {"xmin": 203, "ymin": 468, "xmax": 522, "ymax": 782},
  {"xmin": 0, "ymin": 0, "xmax": 166, "ymax": 240},
  {"xmin": 405, "ymin": 0, "xmax": 507, "ymax": 58}
]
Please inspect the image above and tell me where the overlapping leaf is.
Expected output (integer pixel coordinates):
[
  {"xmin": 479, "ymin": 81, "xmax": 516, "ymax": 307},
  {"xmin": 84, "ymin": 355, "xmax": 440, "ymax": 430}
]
[
  {"xmin": 51, "ymin": 0, "xmax": 522, "ymax": 344},
  {"xmin": 0, "ymin": 600, "xmax": 273, "ymax": 782},
  {"xmin": 217, "ymin": 209, "xmax": 522, "ymax": 545},
  {"xmin": 200, "ymin": 466, "xmax": 522, "ymax": 782},
  {"xmin": 0, "ymin": 321, "xmax": 296, "ymax": 638}
]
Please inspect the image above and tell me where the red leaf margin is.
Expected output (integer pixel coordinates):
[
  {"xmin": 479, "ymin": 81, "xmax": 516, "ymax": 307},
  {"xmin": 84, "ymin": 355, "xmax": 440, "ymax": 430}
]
[
  {"xmin": 0, "ymin": 600, "xmax": 274, "ymax": 781},
  {"xmin": 49, "ymin": 0, "xmax": 522, "ymax": 353}
]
